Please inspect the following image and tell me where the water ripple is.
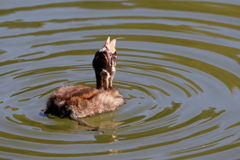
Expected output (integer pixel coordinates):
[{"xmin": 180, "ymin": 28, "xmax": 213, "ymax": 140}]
[{"xmin": 0, "ymin": 0, "xmax": 240, "ymax": 159}]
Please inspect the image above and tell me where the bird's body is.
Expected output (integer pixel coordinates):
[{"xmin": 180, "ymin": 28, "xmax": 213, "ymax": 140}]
[
  {"xmin": 46, "ymin": 85, "xmax": 124, "ymax": 118},
  {"xmin": 45, "ymin": 37, "xmax": 124, "ymax": 128}
]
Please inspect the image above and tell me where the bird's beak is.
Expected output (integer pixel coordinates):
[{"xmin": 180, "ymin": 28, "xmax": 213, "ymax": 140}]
[
  {"xmin": 103, "ymin": 36, "xmax": 116, "ymax": 53},
  {"xmin": 99, "ymin": 37, "xmax": 117, "ymax": 65}
]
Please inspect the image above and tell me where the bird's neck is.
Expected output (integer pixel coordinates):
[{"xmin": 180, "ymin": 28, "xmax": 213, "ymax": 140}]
[{"xmin": 95, "ymin": 69, "xmax": 112, "ymax": 90}]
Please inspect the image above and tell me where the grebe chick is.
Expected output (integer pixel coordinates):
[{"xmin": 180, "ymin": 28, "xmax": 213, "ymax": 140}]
[{"xmin": 44, "ymin": 37, "xmax": 124, "ymax": 128}]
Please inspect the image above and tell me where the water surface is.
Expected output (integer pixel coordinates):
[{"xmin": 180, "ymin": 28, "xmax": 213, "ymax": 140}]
[{"xmin": 0, "ymin": 0, "xmax": 240, "ymax": 159}]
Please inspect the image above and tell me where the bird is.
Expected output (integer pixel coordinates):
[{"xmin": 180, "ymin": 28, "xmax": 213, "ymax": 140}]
[{"xmin": 44, "ymin": 37, "xmax": 124, "ymax": 129}]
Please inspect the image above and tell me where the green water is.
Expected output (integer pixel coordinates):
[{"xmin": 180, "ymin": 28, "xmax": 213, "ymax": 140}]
[{"xmin": 0, "ymin": 0, "xmax": 240, "ymax": 159}]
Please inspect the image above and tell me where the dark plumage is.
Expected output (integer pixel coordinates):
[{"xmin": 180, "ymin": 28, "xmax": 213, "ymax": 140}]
[{"xmin": 44, "ymin": 37, "xmax": 124, "ymax": 128}]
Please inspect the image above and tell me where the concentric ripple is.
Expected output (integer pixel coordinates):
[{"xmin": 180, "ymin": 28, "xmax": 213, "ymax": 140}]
[{"xmin": 0, "ymin": 0, "xmax": 240, "ymax": 159}]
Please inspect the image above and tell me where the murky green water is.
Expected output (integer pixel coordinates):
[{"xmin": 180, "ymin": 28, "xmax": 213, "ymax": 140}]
[{"xmin": 0, "ymin": 0, "xmax": 240, "ymax": 159}]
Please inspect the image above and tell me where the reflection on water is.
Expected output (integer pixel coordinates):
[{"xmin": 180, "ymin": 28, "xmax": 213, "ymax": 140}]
[{"xmin": 0, "ymin": 0, "xmax": 240, "ymax": 159}]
